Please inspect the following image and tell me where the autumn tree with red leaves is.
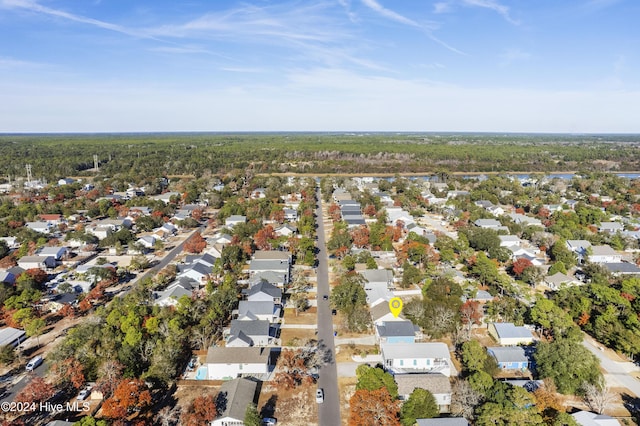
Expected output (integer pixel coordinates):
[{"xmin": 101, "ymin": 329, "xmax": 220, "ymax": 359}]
[
  {"xmin": 328, "ymin": 203, "xmax": 342, "ymax": 222},
  {"xmin": 460, "ymin": 300, "xmax": 484, "ymax": 332},
  {"xmin": 254, "ymin": 225, "xmax": 276, "ymax": 251},
  {"xmin": 183, "ymin": 232, "xmax": 206, "ymax": 254},
  {"xmin": 350, "ymin": 226, "xmax": 370, "ymax": 249},
  {"xmin": 180, "ymin": 394, "xmax": 218, "ymax": 426},
  {"xmin": 101, "ymin": 378, "xmax": 152, "ymax": 419},
  {"xmin": 348, "ymin": 388, "xmax": 400, "ymax": 426},
  {"xmin": 50, "ymin": 357, "xmax": 85, "ymax": 390},
  {"xmin": 15, "ymin": 376, "xmax": 55, "ymax": 404},
  {"xmin": 511, "ymin": 258, "xmax": 534, "ymax": 277}
]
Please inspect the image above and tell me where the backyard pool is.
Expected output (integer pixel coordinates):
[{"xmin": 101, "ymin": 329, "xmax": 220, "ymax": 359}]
[{"xmin": 195, "ymin": 366, "xmax": 207, "ymax": 380}]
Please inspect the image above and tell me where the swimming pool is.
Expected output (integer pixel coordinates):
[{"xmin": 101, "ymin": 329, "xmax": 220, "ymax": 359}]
[{"xmin": 195, "ymin": 366, "xmax": 207, "ymax": 380}]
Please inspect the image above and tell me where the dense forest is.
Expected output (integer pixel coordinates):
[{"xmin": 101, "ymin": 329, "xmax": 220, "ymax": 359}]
[{"xmin": 1, "ymin": 132, "xmax": 640, "ymax": 182}]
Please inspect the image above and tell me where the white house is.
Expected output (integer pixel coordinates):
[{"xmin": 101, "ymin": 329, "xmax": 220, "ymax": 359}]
[
  {"xmin": 38, "ymin": 246, "xmax": 69, "ymax": 261},
  {"xmin": 18, "ymin": 255, "xmax": 56, "ymax": 270},
  {"xmin": 544, "ymin": 272, "xmax": 581, "ymax": 290},
  {"xmin": 598, "ymin": 222, "xmax": 624, "ymax": 234},
  {"xmin": 589, "ymin": 245, "xmax": 622, "ymax": 264},
  {"xmin": 25, "ymin": 221, "xmax": 51, "ymax": 234},
  {"xmin": 381, "ymin": 342, "xmax": 452, "ymax": 376},
  {"xmin": 225, "ymin": 215, "xmax": 247, "ymax": 228},
  {"xmin": 499, "ymin": 235, "xmax": 522, "ymax": 248},
  {"xmin": 204, "ymin": 347, "xmax": 272, "ymax": 380},
  {"xmin": 488, "ymin": 322, "xmax": 534, "ymax": 346}
]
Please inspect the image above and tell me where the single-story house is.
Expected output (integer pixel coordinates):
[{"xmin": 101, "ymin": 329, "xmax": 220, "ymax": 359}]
[
  {"xmin": 598, "ymin": 222, "xmax": 624, "ymax": 234},
  {"xmin": 0, "ymin": 327, "xmax": 26, "ymax": 348},
  {"xmin": 603, "ymin": 262, "xmax": 640, "ymax": 276},
  {"xmin": 225, "ymin": 215, "xmax": 247, "ymax": 228},
  {"xmin": 473, "ymin": 219, "xmax": 502, "ymax": 229},
  {"xmin": 25, "ymin": 221, "xmax": 52, "ymax": 234},
  {"xmin": 274, "ymin": 224, "xmax": 297, "ymax": 237},
  {"xmin": 488, "ymin": 322, "xmax": 534, "ymax": 346},
  {"xmin": 487, "ymin": 346, "xmax": 530, "ymax": 370},
  {"xmin": 589, "ymin": 245, "xmax": 622, "ymax": 264},
  {"xmin": 370, "ymin": 299, "xmax": 405, "ymax": 325},
  {"xmin": 38, "ymin": 246, "xmax": 70, "ymax": 261},
  {"xmin": 571, "ymin": 410, "xmax": 621, "ymax": 426},
  {"xmin": 544, "ymin": 272, "xmax": 581, "ymax": 290},
  {"xmin": 151, "ymin": 192, "xmax": 180, "ymax": 204},
  {"xmin": 566, "ymin": 240, "xmax": 591, "ymax": 262},
  {"xmin": 252, "ymin": 250, "xmax": 292, "ymax": 264},
  {"xmin": 153, "ymin": 282, "xmax": 193, "ymax": 307},
  {"xmin": 17, "ymin": 255, "xmax": 56, "ymax": 270},
  {"xmin": 204, "ymin": 347, "xmax": 272, "ymax": 380},
  {"xmin": 211, "ymin": 378, "xmax": 260, "ymax": 426},
  {"xmin": 375, "ymin": 320, "xmax": 417, "ymax": 344},
  {"xmin": 381, "ymin": 342, "xmax": 452, "ymax": 377},
  {"xmin": 499, "ymin": 235, "xmax": 522, "ymax": 248},
  {"xmin": 394, "ymin": 373, "xmax": 452, "ymax": 412}
]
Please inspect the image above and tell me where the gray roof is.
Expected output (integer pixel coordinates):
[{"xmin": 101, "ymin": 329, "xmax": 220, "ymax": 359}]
[
  {"xmin": 206, "ymin": 347, "xmax": 271, "ymax": 364},
  {"xmin": 0, "ymin": 327, "xmax": 26, "ymax": 347},
  {"xmin": 590, "ymin": 245, "xmax": 618, "ymax": 256},
  {"xmin": 253, "ymin": 250, "xmax": 291, "ymax": 262},
  {"xmin": 491, "ymin": 323, "xmax": 533, "ymax": 339},
  {"xmin": 395, "ymin": 373, "xmax": 451, "ymax": 397},
  {"xmin": 360, "ymin": 269, "xmax": 393, "ymax": 284},
  {"xmin": 249, "ymin": 259, "xmax": 290, "ymax": 272},
  {"xmin": 245, "ymin": 281, "xmax": 282, "ymax": 300},
  {"xmin": 487, "ymin": 346, "xmax": 528, "ymax": 363},
  {"xmin": 376, "ymin": 321, "xmax": 416, "ymax": 337},
  {"xmin": 381, "ymin": 343, "xmax": 450, "ymax": 360},
  {"xmin": 230, "ymin": 319, "xmax": 270, "ymax": 337},
  {"xmin": 227, "ymin": 331, "xmax": 253, "ymax": 347},
  {"xmin": 603, "ymin": 262, "xmax": 640, "ymax": 274},
  {"xmin": 571, "ymin": 410, "xmax": 620, "ymax": 426},
  {"xmin": 250, "ymin": 271, "xmax": 287, "ymax": 285},
  {"xmin": 184, "ymin": 253, "xmax": 217, "ymax": 267},
  {"xmin": 545, "ymin": 272, "xmax": 573, "ymax": 285},
  {"xmin": 370, "ymin": 299, "xmax": 402, "ymax": 320},
  {"xmin": 474, "ymin": 218, "xmax": 501, "ymax": 228},
  {"xmin": 215, "ymin": 378, "xmax": 259, "ymax": 422},
  {"xmin": 238, "ymin": 301, "xmax": 277, "ymax": 317},
  {"xmin": 153, "ymin": 283, "xmax": 192, "ymax": 304}
]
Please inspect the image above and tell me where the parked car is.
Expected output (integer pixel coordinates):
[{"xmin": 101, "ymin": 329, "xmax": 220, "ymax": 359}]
[
  {"xmin": 262, "ymin": 418, "xmax": 277, "ymax": 426},
  {"xmin": 77, "ymin": 387, "xmax": 91, "ymax": 400},
  {"xmin": 316, "ymin": 388, "xmax": 324, "ymax": 403},
  {"xmin": 25, "ymin": 355, "xmax": 43, "ymax": 372}
]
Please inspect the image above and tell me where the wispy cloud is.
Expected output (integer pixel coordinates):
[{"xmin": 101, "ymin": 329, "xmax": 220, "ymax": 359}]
[
  {"xmin": 433, "ymin": 2, "xmax": 453, "ymax": 14},
  {"xmin": 0, "ymin": 56, "xmax": 46, "ymax": 68},
  {"xmin": 360, "ymin": 0, "xmax": 419, "ymax": 27},
  {"xmin": 0, "ymin": 0, "xmax": 152, "ymax": 38},
  {"xmin": 338, "ymin": 0, "xmax": 358, "ymax": 23},
  {"xmin": 462, "ymin": 0, "xmax": 520, "ymax": 25}
]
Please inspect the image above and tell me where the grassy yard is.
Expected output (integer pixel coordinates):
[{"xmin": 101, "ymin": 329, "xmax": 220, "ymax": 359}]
[
  {"xmin": 280, "ymin": 328, "xmax": 318, "ymax": 346},
  {"xmin": 283, "ymin": 307, "xmax": 317, "ymax": 325}
]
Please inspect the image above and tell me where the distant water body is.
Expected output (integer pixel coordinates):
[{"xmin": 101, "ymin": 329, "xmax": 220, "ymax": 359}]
[{"xmin": 398, "ymin": 172, "xmax": 640, "ymax": 181}]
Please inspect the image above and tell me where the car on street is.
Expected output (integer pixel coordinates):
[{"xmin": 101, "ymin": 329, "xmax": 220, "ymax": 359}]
[
  {"xmin": 316, "ymin": 388, "xmax": 324, "ymax": 403},
  {"xmin": 322, "ymin": 295, "xmax": 328, "ymax": 300},
  {"xmin": 25, "ymin": 355, "xmax": 43, "ymax": 372},
  {"xmin": 262, "ymin": 418, "xmax": 277, "ymax": 426}
]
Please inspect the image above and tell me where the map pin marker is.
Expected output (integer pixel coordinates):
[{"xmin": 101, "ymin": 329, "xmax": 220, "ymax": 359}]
[{"xmin": 389, "ymin": 297, "xmax": 403, "ymax": 318}]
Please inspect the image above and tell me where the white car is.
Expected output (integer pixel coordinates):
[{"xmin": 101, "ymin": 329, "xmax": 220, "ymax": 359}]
[
  {"xmin": 77, "ymin": 387, "xmax": 91, "ymax": 400},
  {"xmin": 25, "ymin": 355, "xmax": 43, "ymax": 372},
  {"xmin": 315, "ymin": 388, "xmax": 324, "ymax": 403}
]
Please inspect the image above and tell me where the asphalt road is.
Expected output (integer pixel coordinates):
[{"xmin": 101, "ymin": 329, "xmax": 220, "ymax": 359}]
[
  {"xmin": 0, "ymin": 360, "xmax": 47, "ymax": 404},
  {"xmin": 315, "ymin": 188, "xmax": 341, "ymax": 426},
  {"xmin": 582, "ymin": 334, "xmax": 640, "ymax": 397}
]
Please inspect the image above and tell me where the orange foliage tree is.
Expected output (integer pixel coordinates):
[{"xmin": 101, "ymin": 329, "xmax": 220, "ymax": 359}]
[
  {"xmin": 50, "ymin": 357, "xmax": 85, "ymax": 390},
  {"xmin": 183, "ymin": 232, "xmax": 207, "ymax": 254},
  {"xmin": 512, "ymin": 258, "xmax": 534, "ymax": 277},
  {"xmin": 254, "ymin": 225, "xmax": 276, "ymax": 251},
  {"xmin": 350, "ymin": 226, "xmax": 370, "ymax": 249},
  {"xmin": 101, "ymin": 378, "xmax": 152, "ymax": 419},
  {"xmin": 15, "ymin": 376, "xmax": 55, "ymax": 404},
  {"xmin": 460, "ymin": 300, "xmax": 484, "ymax": 331},
  {"xmin": 180, "ymin": 394, "xmax": 218, "ymax": 426},
  {"xmin": 348, "ymin": 388, "xmax": 400, "ymax": 426}
]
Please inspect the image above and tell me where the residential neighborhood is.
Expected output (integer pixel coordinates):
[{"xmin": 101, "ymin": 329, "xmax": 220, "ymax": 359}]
[{"xmin": 0, "ymin": 170, "xmax": 639, "ymax": 425}]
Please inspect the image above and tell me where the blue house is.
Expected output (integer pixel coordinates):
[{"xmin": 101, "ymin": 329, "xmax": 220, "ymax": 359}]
[
  {"xmin": 375, "ymin": 320, "xmax": 417, "ymax": 344},
  {"xmin": 487, "ymin": 346, "xmax": 529, "ymax": 370}
]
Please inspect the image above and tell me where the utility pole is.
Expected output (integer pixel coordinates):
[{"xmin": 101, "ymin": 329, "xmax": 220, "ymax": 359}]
[{"xmin": 94, "ymin": 155, "xmax": 99, "ymax": 172}]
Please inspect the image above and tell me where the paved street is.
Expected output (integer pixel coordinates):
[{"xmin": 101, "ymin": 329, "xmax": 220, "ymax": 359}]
[
  {"xmin": 315, "ymin": 188, "xmax": 341, "ymax": 426},
  {"xmin": 583, "ymin": 334, "xmax": 640, "ymax": 397}
]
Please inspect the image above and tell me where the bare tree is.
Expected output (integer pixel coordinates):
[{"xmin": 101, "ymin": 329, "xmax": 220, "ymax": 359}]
[
  {"xmin": 451, "ymin": 378, "xmax": 482, "ymax": 421},
  {"xmin": 155, "ymin": 405, "xmax": 181, "ymax": 426},
  {"xmin": 582, "ymin": 379, "xmax": 613, "ymax": 415}
]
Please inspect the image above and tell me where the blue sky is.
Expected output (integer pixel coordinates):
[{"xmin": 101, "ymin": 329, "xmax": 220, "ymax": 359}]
[{"xmin": 0, "ymin": 0, "xmax": 638, "ymax": 132}]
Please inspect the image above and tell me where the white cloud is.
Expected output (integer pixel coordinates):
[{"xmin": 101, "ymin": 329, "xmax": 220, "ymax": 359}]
[
  {"xmin": 500, "ymin": 48, "xmax": 532, "ymax": 66},
  {"xmin": 359, "ymin": 0, "xmax": 419, "ymax": 27},
  {"xmin": 433, "ymin": 2, "xmax": 453, "ymax": 14},
  {"xmin": 462, "ymin": 0, "xmax": 520, "ymax": 25}
]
